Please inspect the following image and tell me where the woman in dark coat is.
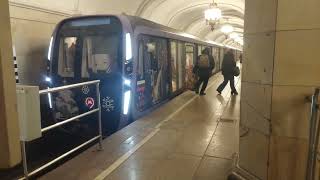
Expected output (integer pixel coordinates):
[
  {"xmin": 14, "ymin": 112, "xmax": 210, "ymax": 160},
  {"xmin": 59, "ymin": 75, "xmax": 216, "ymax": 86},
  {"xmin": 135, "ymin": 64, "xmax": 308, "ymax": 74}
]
[{"xmin": 217, "ymin": 49, "xmax": 238, "ymax": 95}]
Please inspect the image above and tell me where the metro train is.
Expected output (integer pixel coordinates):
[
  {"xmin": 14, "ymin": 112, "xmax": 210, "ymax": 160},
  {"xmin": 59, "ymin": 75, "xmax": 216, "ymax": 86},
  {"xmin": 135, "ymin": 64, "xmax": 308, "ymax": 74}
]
[{"xmin": 44, "ymin": 14, "xmax": 242, "ymax": 136}]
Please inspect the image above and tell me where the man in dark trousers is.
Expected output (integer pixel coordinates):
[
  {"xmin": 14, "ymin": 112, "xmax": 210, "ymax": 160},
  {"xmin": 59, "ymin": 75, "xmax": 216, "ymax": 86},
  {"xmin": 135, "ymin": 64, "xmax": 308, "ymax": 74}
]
[
  {"xmin": 194, "ymin": 47, "xmax": 215, "ymax": 96},
  {"xmin": 217, "ymin": 49, "xmax": 238, "ymax": 95}
]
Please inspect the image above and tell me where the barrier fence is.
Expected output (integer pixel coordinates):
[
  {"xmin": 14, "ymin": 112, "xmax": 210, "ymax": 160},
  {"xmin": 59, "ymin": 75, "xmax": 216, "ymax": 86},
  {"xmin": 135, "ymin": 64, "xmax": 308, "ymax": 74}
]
[{"xmin": 20, "ymin": 80, "xmax": 102, "ymax": 179}]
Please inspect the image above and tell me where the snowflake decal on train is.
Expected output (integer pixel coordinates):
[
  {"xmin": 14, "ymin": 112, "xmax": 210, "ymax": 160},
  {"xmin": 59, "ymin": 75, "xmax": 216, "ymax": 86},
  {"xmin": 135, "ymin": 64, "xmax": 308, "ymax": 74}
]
[
  {"xmin": 102, "ymin": 97, "xmax": 115, "ymax": 112},
  {"xmin": 82, "ymin": 85, "xmax": 90, "ymax": 95}
]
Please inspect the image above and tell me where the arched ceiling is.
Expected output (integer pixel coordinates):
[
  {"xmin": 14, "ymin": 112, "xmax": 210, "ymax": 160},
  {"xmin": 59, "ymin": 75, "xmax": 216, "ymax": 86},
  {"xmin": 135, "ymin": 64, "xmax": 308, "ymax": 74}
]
[{"xmin": 135, "ymin": 0, "xmax": 244, "ymax": 47}]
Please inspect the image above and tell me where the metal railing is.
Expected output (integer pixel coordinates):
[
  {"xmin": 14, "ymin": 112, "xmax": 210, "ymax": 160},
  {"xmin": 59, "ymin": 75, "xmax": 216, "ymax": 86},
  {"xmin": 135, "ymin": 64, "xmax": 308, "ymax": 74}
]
[
  {"xmin": 21, "ymin": 80, "xmax": 102, "ymax": 180},
  {"xmin": 306, "ymin": 88, "xmax": 320, "ymax": 180}
]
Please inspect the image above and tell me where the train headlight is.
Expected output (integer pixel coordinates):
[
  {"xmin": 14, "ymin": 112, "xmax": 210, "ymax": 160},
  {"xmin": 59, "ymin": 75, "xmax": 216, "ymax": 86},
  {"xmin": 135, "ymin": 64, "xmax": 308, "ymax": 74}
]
[
  {"xmin": 48, "ymin": 36, "xmax": 53, "ymax": 61},
  {"xmin": 123, "ymin": 90, "xmax": 131, "ymax": 115},
  {"xmin": 47, "ymin": 88, "xmax": 53, "ymax": 109},
  {"xmin": 124, "ymin": 78, "xmax": 131, "ymax": 87},
  {"xmin": 45, "ymin": 76, "xmax": 52, "ymax": 83},
  {"xmin": 126, "ymin": 33, "xmax": 132, "ymax": 61}
]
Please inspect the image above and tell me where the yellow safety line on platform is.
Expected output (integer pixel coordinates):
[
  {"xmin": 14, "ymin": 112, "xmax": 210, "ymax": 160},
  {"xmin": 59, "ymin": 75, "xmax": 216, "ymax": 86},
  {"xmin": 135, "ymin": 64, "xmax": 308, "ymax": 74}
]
[{"xmin": 94, "ymin": 77, "xmax": 219, "ymax": 180}]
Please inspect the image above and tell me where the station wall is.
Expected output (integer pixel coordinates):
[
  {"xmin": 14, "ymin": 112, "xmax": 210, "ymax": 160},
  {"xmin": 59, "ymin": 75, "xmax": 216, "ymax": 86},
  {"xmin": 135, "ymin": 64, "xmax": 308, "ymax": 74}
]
[{"xmin": 9, "ymin": 0, "xmax": 75, "ymax": 85}]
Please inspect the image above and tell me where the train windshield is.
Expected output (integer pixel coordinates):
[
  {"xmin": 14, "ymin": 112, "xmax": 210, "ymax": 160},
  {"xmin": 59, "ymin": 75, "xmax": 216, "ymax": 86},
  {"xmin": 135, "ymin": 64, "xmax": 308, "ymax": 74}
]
[{"xmin": 54, "ymin": 17, "xmax": 122, "ymax": 82}]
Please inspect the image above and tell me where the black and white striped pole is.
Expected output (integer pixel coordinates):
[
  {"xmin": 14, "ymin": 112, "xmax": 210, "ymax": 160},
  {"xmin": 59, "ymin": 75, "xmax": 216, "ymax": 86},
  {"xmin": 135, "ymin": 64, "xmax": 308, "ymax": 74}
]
[{"xmin": 13, "ymin": 46, "xmax": 19, "ymax": 84}]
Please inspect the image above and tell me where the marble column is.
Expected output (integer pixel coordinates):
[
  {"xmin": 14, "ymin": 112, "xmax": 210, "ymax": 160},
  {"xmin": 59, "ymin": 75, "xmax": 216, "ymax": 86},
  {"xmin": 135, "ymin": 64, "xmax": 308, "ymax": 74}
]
[
  {"xmin": 238, "ymin": 0, "xmax": 320, "ymax": 179},
  {"xmin": 0, "ymin": 0, "xmax": 21, "ymax": 168}
]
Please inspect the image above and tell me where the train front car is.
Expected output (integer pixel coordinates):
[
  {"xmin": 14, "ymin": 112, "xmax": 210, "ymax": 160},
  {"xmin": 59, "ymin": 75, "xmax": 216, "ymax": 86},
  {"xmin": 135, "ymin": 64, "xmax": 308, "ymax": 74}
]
[{"xmin": 47, "ymin": 16, "xmax": 133, "ymax": 136}]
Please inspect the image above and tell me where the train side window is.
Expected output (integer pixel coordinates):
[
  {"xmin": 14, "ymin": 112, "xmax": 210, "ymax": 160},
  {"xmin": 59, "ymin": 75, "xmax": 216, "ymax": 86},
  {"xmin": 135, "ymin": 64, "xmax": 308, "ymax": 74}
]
[
  {"xmin": 212, "ymin": 47, "xmax": 220, "ymax": 72},
  {"xmin": 137, "ymin": 41, "xmax": 144, "ymax": 79},
  {"xmin": 58, "ymin": 37, "xmax": 77, "ymax": 78},
  {"xmin": 185, "ymin": 45, "xmax": 194, "ymax": 67},
  {"xmin": 197, "ymin": 45, "xmax": 202, "ymax": 56},
  {"xmin": 170, "ymin": 41, "xmax": 177, "ymax": 92},
  {"xmin": 177, "ymin": 42, "xmax": 185, "ymax": 89}
]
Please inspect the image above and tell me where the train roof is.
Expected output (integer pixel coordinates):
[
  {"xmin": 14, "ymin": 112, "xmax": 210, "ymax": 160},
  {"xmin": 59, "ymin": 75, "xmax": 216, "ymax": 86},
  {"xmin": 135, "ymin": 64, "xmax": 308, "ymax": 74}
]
[
  {"xmin": 123, "ymin": 14, "xmax": 228, "ymax": 48},
  {"xmin": 58, "ymin": 14, "xmax": 242, "ymax": 51}
]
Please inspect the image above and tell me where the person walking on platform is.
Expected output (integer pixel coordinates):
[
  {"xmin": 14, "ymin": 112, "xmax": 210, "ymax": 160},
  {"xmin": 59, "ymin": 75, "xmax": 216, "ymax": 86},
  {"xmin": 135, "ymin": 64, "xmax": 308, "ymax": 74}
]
[
  {"xmin": 217, "ymin": 49, "xmax": 238, "ymax": 95},
  {"xmin": 194, "ymin": 47, "xmax": 215, "ymax": 96}
]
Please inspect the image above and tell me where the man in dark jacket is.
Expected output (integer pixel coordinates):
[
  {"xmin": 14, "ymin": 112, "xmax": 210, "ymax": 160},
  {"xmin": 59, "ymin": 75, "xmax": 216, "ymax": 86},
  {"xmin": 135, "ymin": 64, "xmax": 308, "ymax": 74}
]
[
  {"xmin": 217, "ymin": 49, "xmax": 238, "ymax": 95},
  {"xmin": 194, "ymin": 47, "xmax": 215, "ymax": 96}
]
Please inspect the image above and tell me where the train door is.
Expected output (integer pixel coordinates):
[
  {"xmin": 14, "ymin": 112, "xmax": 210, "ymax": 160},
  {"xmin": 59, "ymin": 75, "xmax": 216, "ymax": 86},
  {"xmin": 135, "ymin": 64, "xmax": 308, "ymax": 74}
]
[
  {"xmin": 136, "ymin": 35, "xmax": 169, "ymax": 111},
  {"xmin": 170, "ymin": 40, "xmax": 185, "ymax": 94}
]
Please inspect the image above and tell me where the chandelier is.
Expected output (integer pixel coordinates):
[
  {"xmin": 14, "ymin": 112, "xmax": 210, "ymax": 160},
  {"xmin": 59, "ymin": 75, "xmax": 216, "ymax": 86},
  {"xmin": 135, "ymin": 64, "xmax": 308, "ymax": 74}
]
[{"xmin": 204, "ymin": 1, "xmax": 222, "ymax": 31}]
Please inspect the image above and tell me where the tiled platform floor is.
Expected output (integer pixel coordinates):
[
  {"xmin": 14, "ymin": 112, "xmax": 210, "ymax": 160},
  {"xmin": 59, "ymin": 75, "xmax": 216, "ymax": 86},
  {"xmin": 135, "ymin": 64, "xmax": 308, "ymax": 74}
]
[{"xmin": 39, "ymin": 73, "xmax": 241, "ymax": 180}]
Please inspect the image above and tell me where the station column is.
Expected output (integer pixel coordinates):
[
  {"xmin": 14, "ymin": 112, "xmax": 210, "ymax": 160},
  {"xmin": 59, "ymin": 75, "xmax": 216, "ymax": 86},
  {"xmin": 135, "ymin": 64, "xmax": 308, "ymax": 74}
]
[
  {"xmin": 237, "ymin": 0, "xmax": 320, "ymax": 179},
  {"xmin": 0, "ymin": 0, "xmax": 21, "ymax": 168}
]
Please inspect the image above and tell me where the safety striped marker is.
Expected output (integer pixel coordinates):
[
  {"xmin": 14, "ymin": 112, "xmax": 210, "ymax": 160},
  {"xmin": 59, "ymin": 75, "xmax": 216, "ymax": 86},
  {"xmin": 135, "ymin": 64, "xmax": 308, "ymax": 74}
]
[{"xmin": 13, "ymin": 46, "xmax": 19, "ymax": 83}]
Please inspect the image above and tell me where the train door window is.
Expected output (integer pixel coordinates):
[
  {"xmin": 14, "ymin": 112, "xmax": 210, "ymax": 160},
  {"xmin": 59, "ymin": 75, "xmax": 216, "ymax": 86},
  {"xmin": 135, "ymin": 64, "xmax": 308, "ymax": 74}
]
[
  {"xmin": 170, "ymin": 41, "xmax": 178, "ymax": 92},
  {"xmin": 156, "ymin": 38, "xmax": 169, "ymax": 102},
  {"xmin": 177, "ymin": 42, "xmax": 185, "ymax": 89},
  {"xmin": 185, "ymin": 44, "xmax": 195, "ymax": 89},
  {"xmin": 185, "ymin": 44, "xmax": 194, "ymax": 67},
  {"xmin": 58, "ymin": 37, "xmax": 77, "ymax": 77}
]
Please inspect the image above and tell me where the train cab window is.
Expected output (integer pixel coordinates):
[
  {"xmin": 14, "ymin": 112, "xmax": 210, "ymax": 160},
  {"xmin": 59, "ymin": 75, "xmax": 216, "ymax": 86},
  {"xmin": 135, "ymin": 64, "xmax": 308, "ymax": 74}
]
[
  {"xmin": 55, "ymin": 17, "xmax": 122, "ymax": 83},
  {"xmin": 82, "ymin": 35, "xmax": 119, "ymax": 78},
  {"xmin": 58, "ymin": 37, "xmax": 77, "ymax": 77}
]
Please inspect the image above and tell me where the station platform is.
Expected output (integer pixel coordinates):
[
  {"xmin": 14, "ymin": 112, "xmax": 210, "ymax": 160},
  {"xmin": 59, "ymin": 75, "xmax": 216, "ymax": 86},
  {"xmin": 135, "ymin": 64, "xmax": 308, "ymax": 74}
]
[{"xmin": 39, "ymin": 73, "xmax": 241, "ymax": 180}]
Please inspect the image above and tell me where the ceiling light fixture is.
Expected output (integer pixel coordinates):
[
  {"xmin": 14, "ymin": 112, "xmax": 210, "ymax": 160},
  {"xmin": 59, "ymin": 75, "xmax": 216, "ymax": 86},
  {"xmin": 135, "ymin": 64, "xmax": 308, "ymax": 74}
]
[
  {"xmin": 221, "ymin": 24, "xmax": 234, "ymax": 34},
  {"xmin": 204, "ymin": 0, "xmax": 222, "ymax": 31}
]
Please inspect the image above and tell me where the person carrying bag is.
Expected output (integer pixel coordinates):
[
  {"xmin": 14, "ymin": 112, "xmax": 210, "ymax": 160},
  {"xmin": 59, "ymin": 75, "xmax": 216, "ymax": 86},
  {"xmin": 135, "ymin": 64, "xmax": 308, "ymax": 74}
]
[
  {"xmin": 216, "ymin": 49, "xmax": 239, "ymax": 95},
  {"xmin": 193, "ymin": 47, "xmax": 215, "ymax": 96}
]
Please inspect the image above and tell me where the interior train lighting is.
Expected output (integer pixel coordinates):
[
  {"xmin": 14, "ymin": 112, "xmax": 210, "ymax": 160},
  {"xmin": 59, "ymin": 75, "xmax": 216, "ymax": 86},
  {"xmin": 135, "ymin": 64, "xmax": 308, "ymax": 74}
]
[
  {"xmin": 126, "ymin": 33, "xmax": 132, "ymax": 60},
  {"xmin": 123, "ymin": 90, "xmax": 131, "ymax": 115},
  {"xmin": 48, "ymin": 37, "xmax": 53, "ymax": 61}
]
